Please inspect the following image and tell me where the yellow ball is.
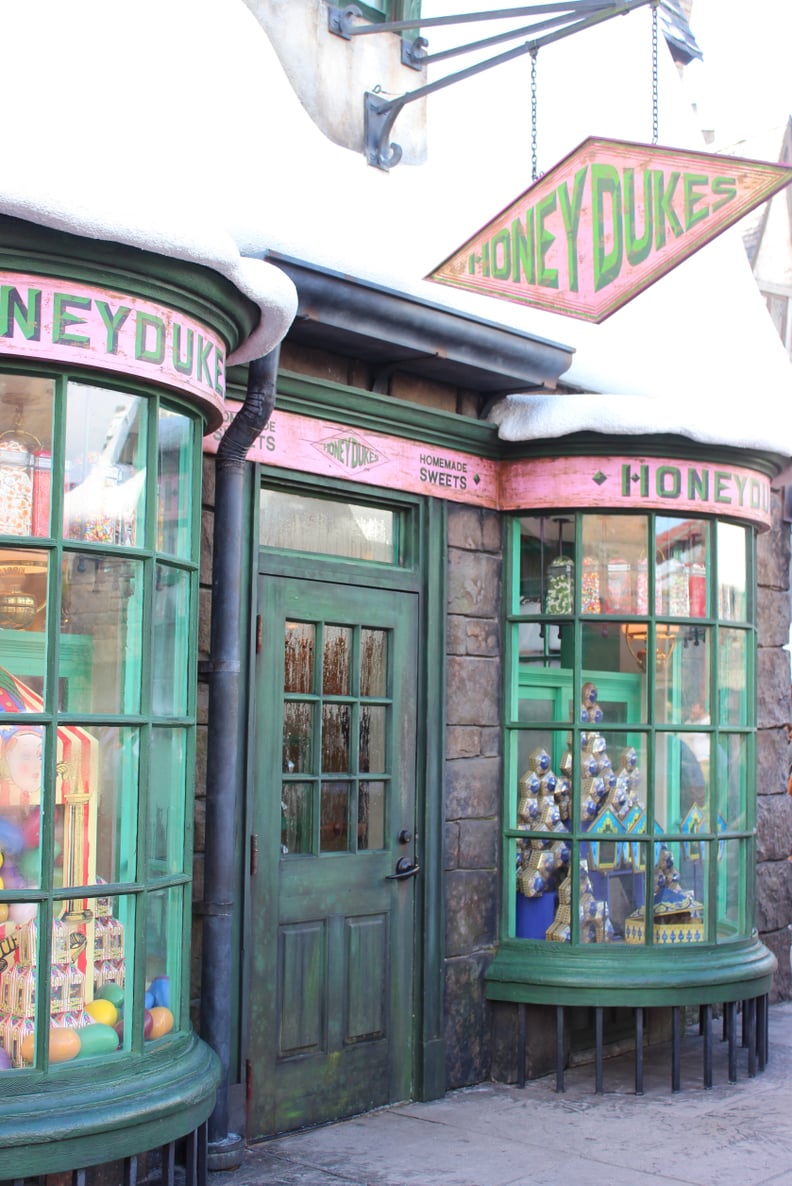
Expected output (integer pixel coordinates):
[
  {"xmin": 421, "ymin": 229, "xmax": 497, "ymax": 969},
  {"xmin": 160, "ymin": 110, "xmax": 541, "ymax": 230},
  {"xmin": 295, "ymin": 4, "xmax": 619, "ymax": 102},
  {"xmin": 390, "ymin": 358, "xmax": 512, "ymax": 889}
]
[
  {"xmin": 0, "ymin": 904, "xmax": 8, "ymax": 923},
  {"xmin": 85, "ymin": 998, "xmax": 118, "ymax": 1027}
]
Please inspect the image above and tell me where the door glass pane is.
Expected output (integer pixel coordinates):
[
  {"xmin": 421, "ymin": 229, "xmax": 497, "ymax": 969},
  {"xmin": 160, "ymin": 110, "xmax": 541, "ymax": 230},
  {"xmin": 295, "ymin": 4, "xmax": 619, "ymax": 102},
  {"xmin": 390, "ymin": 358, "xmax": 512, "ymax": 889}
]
[
  {"xmin": 360, "ymin": 629, "xmax": 387, "ymax": 697},
  {"xmin": 0, "ymin": 375, "xmax": 55, "ymax": 539},
  {"xmin": 61, "ymin": 553, "xmax": 144, "ymax": 714},
  {"xmin": 322, "ymin": 704, "xmax": 350, "ymax": 772},
  {"xmin": 283, "ymin": 701, "xmax": 314, "ymax": 774},
  {"xmin": 320, "ymin": 780, "xmax": 350, "ymax": 852},
  {"xmin": 63, "ymin": 383, "xmax": 147, "ymax": 547},
  {"xmin": 152, "ymin": 565, "xmax": 190, "ymax": 716},
  {"xmin": 157, "ymin": 409, "xmax": 193, "ymax": 558},
  {"xmin": 281, "ymin": 782, "xmax": 312, "ymax": 855},
  {"xmin": 323, "ymin": 625, "xmax": 351, "ymax": 695},
  {"xmin": 717, "ymin": 522, "xmax": 747, "ymax": 621},
  {"xmin": 358, "ymin": 781, "xmax": 385, "ymax": 850},
  {"xmin": 360, "ymin": 705, "xmax": 386, "ymax": 772},
  {"xmin": 260, "ymin": 489, "xmax": 395, "ymax": 563},
  {"xmin": 284, "ymin": 622, "xmax": 314, "ymax": 694}
]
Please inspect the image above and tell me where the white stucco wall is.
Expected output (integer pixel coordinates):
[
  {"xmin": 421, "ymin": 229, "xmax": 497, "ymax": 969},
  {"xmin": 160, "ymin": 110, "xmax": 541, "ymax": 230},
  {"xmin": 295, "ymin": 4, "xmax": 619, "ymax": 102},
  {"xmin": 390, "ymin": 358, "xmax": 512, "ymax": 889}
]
[{"xmin": 0, "ymin": 0, "xmax": 790, "ymax": 454}]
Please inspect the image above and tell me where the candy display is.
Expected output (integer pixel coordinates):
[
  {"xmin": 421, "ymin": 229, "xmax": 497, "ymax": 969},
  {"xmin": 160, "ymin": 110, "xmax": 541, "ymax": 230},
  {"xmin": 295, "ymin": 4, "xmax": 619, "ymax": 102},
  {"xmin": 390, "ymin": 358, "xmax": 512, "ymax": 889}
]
[{"xmin": 544, "ymin": 555, "xmax": 573, "ymax": 615}]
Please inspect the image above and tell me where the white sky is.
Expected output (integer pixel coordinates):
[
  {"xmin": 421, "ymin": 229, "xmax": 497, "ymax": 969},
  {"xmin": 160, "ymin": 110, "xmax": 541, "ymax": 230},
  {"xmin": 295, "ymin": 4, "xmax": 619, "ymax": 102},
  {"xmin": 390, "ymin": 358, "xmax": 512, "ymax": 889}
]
[{"xmin": 686, "ymin": 0, "xmax": 792, "ymax": 148}]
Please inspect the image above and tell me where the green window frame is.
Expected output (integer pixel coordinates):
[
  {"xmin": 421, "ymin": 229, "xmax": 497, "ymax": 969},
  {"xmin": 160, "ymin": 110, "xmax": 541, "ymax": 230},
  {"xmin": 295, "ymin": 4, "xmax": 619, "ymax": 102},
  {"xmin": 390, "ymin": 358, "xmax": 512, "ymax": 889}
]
[
  {"xmin": 504, "ymin": 510, "xmax": 756, "ymax": 950},
  {"xmin": 0, "ymin": 367, "xmax": 202, "ymax": 1071}
]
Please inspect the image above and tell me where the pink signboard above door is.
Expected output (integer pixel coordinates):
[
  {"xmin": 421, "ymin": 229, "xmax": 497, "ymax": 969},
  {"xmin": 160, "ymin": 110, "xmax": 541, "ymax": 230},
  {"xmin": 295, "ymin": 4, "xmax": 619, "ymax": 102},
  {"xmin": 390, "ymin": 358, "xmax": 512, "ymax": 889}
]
[{"xmin": 426, "ymin": 137, "xmax": 792, "ymax": 322}]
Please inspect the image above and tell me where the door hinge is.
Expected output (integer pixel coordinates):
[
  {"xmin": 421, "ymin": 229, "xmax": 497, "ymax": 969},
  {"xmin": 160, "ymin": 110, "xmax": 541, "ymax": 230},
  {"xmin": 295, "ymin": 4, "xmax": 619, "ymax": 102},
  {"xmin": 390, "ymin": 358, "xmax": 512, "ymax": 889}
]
[
  {"xmin": 255, "ymin": 614, "xmax": 262, "ymax": 653},
  {"xmin": 250, "ymin": 834, "xmax": 258, "ymax": 877}
]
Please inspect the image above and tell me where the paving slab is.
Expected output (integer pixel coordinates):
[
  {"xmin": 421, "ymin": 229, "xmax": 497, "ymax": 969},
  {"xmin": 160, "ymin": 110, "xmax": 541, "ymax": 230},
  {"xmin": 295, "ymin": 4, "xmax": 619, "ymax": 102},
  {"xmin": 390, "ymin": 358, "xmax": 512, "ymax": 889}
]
[{"xmin": 215, "ymin": 1002, "xmax": 792, "ymax": 1186}]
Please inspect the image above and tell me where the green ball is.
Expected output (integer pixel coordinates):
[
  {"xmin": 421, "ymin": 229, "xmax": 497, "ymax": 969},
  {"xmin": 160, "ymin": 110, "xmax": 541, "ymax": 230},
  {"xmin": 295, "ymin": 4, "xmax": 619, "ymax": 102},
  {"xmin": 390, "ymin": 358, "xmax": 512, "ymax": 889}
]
[{"xmin": 96, "ymin": 983, "xmax": 125, "ymax": 1009}]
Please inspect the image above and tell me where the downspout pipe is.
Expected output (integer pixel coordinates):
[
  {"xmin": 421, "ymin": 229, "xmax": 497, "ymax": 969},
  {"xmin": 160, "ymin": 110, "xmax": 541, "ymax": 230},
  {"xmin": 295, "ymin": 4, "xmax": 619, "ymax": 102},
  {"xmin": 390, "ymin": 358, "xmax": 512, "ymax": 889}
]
[{"xmin": 200, "ymin": 347, "xmax": 280, "ymax": 1169}]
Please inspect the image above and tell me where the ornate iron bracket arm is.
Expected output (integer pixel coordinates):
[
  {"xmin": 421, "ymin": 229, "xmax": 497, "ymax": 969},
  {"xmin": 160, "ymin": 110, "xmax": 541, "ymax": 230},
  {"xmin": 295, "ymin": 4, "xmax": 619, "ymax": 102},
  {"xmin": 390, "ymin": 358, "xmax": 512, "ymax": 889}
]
[{"xmin": 353, "ymin": 0, "xmax": 654, "ymax": 170}]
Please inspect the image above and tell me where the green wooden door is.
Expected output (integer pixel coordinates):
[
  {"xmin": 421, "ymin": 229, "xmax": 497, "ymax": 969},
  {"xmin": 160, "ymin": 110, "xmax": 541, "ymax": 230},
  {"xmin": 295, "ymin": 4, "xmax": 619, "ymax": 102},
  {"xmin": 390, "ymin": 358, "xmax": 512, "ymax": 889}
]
[{"xmin": 247, "ymin": 575, "xmax": 419, "ymax": 1138}]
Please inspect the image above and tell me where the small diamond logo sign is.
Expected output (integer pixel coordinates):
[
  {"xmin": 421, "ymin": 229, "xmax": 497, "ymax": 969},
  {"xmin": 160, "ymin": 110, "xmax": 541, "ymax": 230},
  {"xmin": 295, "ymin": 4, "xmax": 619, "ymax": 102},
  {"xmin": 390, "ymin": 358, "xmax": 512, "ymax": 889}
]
[
  {"xmin": 313, "ymin": 431, "xmax": 388, "ymax": 475},
  {"xmin": 427, "ymin": 137, "xmax": 792, "ymax": 323}
]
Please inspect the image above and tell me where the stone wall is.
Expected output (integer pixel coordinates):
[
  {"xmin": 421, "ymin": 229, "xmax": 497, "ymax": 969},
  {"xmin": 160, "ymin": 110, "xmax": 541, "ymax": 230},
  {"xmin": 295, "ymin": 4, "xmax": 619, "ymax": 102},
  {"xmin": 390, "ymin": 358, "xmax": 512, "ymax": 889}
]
[
  {"xmin": 443, "ymin": 505, "xmax": 503, "ymax": 1087},
  {"xmin": 756, "ymin": 490, "xmax": 792, "ymax": 1000}
]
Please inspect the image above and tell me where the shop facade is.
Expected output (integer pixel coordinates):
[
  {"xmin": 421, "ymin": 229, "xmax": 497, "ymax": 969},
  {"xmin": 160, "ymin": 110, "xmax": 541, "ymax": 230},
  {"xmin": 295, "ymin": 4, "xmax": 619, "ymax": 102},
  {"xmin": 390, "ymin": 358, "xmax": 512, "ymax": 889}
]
[{"xmin": 1, "ymin": 1, "xmax": 792, "ymax": 1179}]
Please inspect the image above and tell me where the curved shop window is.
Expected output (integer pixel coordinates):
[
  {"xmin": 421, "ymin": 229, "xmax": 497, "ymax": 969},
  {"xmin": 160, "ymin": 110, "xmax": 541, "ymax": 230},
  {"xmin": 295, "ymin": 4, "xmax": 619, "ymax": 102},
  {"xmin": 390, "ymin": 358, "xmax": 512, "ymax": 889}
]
[
  {"xmin": 505, "ymin": 511, "xmax": 755, "ymax": 950},
  {"xmin": 0, "ymin": 370, "xmax": 198, "ymax": 1069}
]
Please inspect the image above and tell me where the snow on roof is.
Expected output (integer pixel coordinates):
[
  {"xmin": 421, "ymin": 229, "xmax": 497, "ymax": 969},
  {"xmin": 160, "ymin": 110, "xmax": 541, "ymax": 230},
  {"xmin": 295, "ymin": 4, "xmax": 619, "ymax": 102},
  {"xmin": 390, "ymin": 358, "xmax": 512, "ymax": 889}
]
[{"xmin": 0, "ymin": 0, "xmax": 790, "ymax": 457}]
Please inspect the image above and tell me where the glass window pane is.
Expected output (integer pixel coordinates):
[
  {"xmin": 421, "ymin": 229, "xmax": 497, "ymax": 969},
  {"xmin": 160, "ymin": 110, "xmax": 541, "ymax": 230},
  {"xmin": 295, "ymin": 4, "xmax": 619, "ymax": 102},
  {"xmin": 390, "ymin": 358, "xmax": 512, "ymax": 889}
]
[
  {"xmin": 63, "ymin": 383, "xmax": 147, "ymax": 547},
  {"xmin": 717, "ymin": 522, "xmax": 747, "ymax": 621},
  {"xmin": 260, "ymin": 489, "xmax": 395, "ymax": 563},
  {"xmin": 654, "ymin": 626, "xmax": 710, "ymax": 726},
  {"xmin": 152, "ymin": 564, "xmax": 190, "ymax": 716},
  {"xmin": 718, "ymin": 629, "xmax": 748, "ymax": 725},
  {"xmin": 0, "ymin": 723, "xmax": 45, "ymax": 888},
  {"xmin": 360, "ymin": 705, "xmax": 386, "ymax": 772},
  {"xmin": 655, "ymin": 732, "xmax": 709, "ymax": 835},
  {"xmin": 147, "ymin": 728, "xmax": 186, "ymax": 879},
  {"xmin": 717, "ymin": 734, "xmax": 748, "ymax": 831},
  {"xmin": 53, "ymin": 725, "xmax": 139, "ymax": 889},
  {"xmin": 323, "ymin": 625, "xmax": 351, "ymax": 696},
  {"xmin": 322, "ymin": 704, "xmax": 350, "ymax": 773},
  {"xmin": 360, "ymin": 628, "xmax": 387, "ymax": 697},
  {"xmin": 284, "ymin": 621, "xmax": 314, "ymax": 694},
  {"xmin": 320, "ymin": 780, "xmax": 350, "ymax": 852},
  {"xmin": 0, "ymin": 548, "xmax": 49, "ymax": 704},
  {"xmin": 144, "ymin": 886, "xmax": 181, "ymax": 1038},
  {"xmin": 517, "ymin": 515, "xmax": 576, "ymax": 618},
  {"xmin": 581, "ymin": 514, "xmax": 650, "ymax": 616},
  {"xmin": 283, "ymin": 701, "xmax": 314, "ymax": 774},
  {"xmin": 0, "ymin": 375, "xmax": 55, "ymax": 539},
  {"xmin": 61, "ymin": 554, "xmax": 144, "ymax": 714},
  {"xmin": 358, "ymin": 781, "xmax": 386, "ymax": 850},
  {"xmin": 655, "ymin": 518, "xmax": 709, "ymax": 618},
  {"xmin": 281, "ymin": 781, "xmax": 312, "ymax": 855},
  {"xmin": 9, "ymin": 893, "xmax": 132, "ymax": 1068},
  {"xmin": 717, "ymin": 838, "xmax": 750, "ymax": 940},
  {"xmin": 157, "ymin": 409, "xmax": 193, "ymax": 558},
  {"xmin": 581, "ymin": 626, "xmax": 646, "ymax": 721}
]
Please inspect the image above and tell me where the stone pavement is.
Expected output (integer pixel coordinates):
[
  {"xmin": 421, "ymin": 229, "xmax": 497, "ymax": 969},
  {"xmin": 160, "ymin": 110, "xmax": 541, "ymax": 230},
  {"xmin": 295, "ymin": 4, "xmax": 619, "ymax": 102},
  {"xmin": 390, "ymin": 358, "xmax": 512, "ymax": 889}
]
[{"xmin": 214, "ymin": 1001, "xmax": 792, "ymax": 1186}]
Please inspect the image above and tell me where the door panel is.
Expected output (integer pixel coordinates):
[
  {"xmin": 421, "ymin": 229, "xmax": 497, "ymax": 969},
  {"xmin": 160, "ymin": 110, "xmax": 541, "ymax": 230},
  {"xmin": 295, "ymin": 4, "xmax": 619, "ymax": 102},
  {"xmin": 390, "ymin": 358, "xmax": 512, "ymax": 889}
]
[{"xmin": 247, "ymin": 575, "xmax": 418, "ymax": 1138}]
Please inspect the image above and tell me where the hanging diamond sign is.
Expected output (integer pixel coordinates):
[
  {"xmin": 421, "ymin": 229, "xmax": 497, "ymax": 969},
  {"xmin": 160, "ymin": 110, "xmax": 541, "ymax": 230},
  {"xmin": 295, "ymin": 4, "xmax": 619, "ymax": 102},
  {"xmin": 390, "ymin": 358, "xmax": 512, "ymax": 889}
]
[{"xmin": 426, "ymin": 137, "xmax": 792, "ymax": 323}]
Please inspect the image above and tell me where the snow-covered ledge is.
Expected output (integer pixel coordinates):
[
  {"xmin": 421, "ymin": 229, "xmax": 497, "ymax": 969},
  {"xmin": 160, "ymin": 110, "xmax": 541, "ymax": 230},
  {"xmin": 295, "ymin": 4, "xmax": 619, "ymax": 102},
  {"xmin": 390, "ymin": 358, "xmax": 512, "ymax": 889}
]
[{"xmin": 486, "ymin": 391, "xmax": 792, "ymax": 459}]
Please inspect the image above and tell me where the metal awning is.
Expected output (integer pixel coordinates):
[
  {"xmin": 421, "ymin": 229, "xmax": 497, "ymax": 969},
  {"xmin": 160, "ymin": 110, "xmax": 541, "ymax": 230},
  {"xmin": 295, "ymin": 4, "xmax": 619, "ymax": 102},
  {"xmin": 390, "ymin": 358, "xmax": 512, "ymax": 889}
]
[{"xmin": 263, "ymin": 252, "xmax": 575, "ymax": 395}]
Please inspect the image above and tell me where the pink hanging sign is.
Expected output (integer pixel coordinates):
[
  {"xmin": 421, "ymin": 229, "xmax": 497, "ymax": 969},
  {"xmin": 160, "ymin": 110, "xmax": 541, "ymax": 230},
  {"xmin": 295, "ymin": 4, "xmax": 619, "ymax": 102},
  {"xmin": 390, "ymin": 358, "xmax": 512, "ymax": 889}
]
[{"xmin": 427, "ymin": 137, "xmax": 792, "ymax": 322}]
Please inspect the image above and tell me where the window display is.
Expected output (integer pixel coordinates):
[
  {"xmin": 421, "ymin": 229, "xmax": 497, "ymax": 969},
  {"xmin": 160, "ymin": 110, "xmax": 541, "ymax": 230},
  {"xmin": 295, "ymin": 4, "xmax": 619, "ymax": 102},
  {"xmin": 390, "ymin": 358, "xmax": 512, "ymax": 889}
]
[
  {"xmin": 0, "ymin": 373, "xmax": 196, "ymax": 1069},
  {"xmin": 508, "ymin": 511, "xmax": 754, "ymax": 948}
]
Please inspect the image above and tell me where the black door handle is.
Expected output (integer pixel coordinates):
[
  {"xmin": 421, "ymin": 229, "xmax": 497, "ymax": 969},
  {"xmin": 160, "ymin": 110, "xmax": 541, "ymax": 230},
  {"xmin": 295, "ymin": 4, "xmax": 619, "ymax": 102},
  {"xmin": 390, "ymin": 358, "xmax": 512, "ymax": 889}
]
[{"xmin": 386, "ymin": 856, "xmax": 420, "ymax": 881}]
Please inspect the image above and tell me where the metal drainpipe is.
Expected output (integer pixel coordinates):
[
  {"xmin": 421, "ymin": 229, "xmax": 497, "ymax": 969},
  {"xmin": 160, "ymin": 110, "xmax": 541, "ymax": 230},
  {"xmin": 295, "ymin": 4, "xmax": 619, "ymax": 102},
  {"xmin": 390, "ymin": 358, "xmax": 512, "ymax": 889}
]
[{"xmin": 200, "ymin": 347, "xmax": 280, "ymax": 1170}]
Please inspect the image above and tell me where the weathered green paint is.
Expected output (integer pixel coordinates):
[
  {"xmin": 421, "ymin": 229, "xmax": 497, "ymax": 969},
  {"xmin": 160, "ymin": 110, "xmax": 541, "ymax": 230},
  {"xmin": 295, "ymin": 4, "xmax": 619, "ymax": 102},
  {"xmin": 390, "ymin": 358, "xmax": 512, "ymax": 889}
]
[
  {"xmin": 0, "ymin": 1033, "xmax": 220, "ymax": 1179},
  {"xmin": 486, "ymin": 936, "xmax": 776, "ymax": 1007},
  {"xmin": 247, "ymin": 572, "xmax": 420, "ymax": 1137}
]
